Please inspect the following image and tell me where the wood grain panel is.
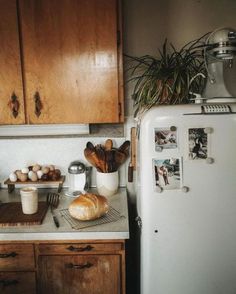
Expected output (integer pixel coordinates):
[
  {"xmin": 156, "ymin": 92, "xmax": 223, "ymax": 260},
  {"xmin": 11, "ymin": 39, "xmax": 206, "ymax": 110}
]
[
  {"xmin": 19, "ymin": 0, "xmax": 121, "ymax": 124},
  {"xmin": 0, "ymin": 244, "xmax": 35, "ymax": 270},
  {"xmin": 0, "ymin": 272, "xmax": 36, "ymax": 294},
  {"xmin": 38, "ymin": 254, "xmax": 121, "ymax": 294},
  {"xmin": 38, "ymin": 242, "xmax": 123, "ymax": 255},
  {"xmin": 0, "ymin": 0, "xmax": 25, "ymax": 124}
]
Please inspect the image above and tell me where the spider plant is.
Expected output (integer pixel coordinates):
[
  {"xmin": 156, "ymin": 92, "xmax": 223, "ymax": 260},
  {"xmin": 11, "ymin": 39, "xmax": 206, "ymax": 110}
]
[{"xmin": 125, "ymin": 34, "xmax": 209, "ymax": 117}]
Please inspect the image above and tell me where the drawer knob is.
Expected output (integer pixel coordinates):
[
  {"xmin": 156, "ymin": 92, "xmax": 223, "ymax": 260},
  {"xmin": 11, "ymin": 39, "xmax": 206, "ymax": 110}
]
[
  {"xmin": 8, "ymin": 92, "xmax": 20, "ymax": 118},
  {"xmin": 66, "ymin": 245, "xmax": 94, "ymax": 252},
  {"xmin": 0, "ymin": 252, "xmax": 18, "ymax": 258},
  {"xmin": 65, "ymin": 262, "xmax": 93, "ymax": 270},
  {"xmin": 34, "ymin": 91, "xmax": 43, "ymax": 117}
]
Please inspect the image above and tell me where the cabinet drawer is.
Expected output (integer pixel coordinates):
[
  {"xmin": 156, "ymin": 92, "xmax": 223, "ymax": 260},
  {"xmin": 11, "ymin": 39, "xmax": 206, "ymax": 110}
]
[
  {"xmin": 0, "ymin": 244, "xmax": 35, "ymax": 271},
  {"xmin": 38, "ymin": 254, "xmax": 121, "ymax": 294},
  {"xmin": 38, "ymin": 242, "xmax": 123, "ymax": 255},
  {"xmin": 0, "ymin": 271, "xmax": 36, "ymax": 294}
]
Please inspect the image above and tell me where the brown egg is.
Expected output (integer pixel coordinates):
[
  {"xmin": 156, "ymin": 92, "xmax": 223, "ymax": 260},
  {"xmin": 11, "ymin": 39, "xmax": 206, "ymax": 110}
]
[
  {"xmin": 54, "ymin": 169, "xmax": 61, "ymax": 177},
  {"xmin": 41, "ymin": 166, "xmax": 50, "ymax": 174},
  {"xmin": 32, "ymin": 164, "xmax": 41, "ymax": 172},
  {"xmin": 31, "ymin": 172, "xmax": 38, "ymax": 182},
  {"xmin": 48, "ymin": 170, "xmax": 55, "ymax": 180},
  {"xmin": 41, "ymin": 173, "xmax": 49, "ymax": 181},
  {"xmin": 51, "ymin": 172, "xmax": 60, "ymax": 181},
  {"xmin": 15, "ymin": 170, "xmax": 22, "ymax": 179},
  {"xmin": 49, "ymin": 164, "xmax": 55, "ymax": 171},
  {"xmin": 19, "ymin": 173, "xmax": 28, "ymax": 182}
]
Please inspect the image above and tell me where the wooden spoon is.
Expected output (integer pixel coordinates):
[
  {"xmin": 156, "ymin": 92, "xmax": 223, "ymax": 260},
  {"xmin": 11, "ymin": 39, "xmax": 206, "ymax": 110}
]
[
  {"xmin": 118, "ymin": 140, "xmax": 130, "ymax": 156},
  {"xmin": 105, "ymin": 139, "xmax": 113, "ymax": 151},
  {"xmin": 84, "ymin": 148, "xmax": 103, "ymax": 172}
]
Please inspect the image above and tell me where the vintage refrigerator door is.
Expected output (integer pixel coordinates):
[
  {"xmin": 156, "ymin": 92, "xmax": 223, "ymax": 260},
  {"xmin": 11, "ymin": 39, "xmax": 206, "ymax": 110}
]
[{"xmin": 138, "ymin": 104, "xmax": 236, "ymax": 294}]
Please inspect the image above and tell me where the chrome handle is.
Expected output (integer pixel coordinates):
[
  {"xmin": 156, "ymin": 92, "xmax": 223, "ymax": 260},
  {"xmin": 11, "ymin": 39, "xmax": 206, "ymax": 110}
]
[
  {"xmin": 9, "ymin": 92, "xmax": 20, "ymax": 118},
  {"xmin": 34, "ymin": 91, "xmax": 42, "ymax": 117},
  {"xmin": 65, "ymin": 262, "xmax": 93, "ymax": 270},
  {"xmin": 0, "ymin": 252, "xmax": 18, "ymax": 258},
  {"xmin": 66, "ymin": 245, "xmax": 94, "ymax": 252}
]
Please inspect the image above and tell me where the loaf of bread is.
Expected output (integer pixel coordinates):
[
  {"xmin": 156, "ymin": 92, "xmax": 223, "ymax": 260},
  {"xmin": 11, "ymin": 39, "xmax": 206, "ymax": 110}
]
[{"xmin": 68, "ymin": 193, "xmax": 109, "ymax": 221}]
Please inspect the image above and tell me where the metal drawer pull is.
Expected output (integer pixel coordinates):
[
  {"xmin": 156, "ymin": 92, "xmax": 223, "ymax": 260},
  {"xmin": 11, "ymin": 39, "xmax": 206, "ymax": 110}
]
[
  {"xmin": 65, "ymin": 262, "xmax": 93, "ymax": 269},
  {"xmin": 34, "ymin": 91, "xmax": 43, "ymax": 117},
  {"xmin": 66, "ymin": 245, "xmax": 94, "ymax": 252},
  {"xmin": 0, "ymin": 279, "xmax": 19, "ymax": 287},
  {"xmin": 9, "ymin": 92, "xmax": 20, "ymax": 118},
  {"xmin": 0, "ymin": 252, "xmax": 18, "ymax": 258}
]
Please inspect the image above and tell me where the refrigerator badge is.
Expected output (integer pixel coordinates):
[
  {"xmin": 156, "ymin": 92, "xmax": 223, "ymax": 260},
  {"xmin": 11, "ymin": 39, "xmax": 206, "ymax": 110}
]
[
  {"xmin": 154, "ymin": 127, "xmax": 177, "ymax": 152},
  {"xmin": 188, "ymin": 128, "xmax": 208, "ymax": 160},
  {"xmin": 153, "ymin": 158, "xmax": 181, "ymax": 191}
]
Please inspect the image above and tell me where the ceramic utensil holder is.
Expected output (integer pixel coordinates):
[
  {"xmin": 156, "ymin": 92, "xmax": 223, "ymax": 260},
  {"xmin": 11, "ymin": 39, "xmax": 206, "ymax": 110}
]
[
  {"xmin": 96, "ymin": 171, "xmax": 119, "ymax": 197},
  {"xmin": 20, "ymin": 186, "xmax": 38, "ymax": 214}
]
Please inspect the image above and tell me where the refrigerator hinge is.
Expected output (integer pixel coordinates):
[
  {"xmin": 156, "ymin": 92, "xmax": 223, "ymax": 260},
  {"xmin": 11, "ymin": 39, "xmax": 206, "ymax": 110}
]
[{"xmin": 135, "ymin": 216, "xmax": 142, "ymax": 229}]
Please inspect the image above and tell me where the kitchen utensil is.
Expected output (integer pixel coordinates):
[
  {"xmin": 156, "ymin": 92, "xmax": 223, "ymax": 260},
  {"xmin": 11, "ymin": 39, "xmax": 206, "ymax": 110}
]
[
  {"xmin": 105, "ymin": 139, "xmax": 113, "ymax": 150},
  {"xmin": 66, "ymin": 161, "xmax": 90, "ymax": 197},
  {"xmin": 128, "ymin": 127, "xmax": 137, "ymax": 182},
  {"xmin": 0, "ymin": 202, "xmax": 48, "ymax": 226},
  {"xmin": 47, "ymin": 193, "xmax": 60, "ymax": 228},
  {"xmin": 84, "ymin": 148, "xmax": 103, "ymax": 172},
  {"xmin": 95, "ymin": 145, "xmax": 106, "ymax": 172},
  {"xmin": 118, "ymin": 140, "xmax": 130, "ymax": 156}
]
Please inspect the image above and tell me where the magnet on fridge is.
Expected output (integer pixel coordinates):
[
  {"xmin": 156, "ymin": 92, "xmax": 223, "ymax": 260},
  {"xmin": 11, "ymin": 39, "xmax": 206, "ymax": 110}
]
[
  {"xmin": 206, "ymin": 157, "xmax": 214, "ymax": 164},
  {"xmin": 170, "ymin": 126, "xmax": 177, "ymax": 131},
  {"xmin": 204, "ymin": 127, "xmax": 213, "ymax": 134},
  {"xmin": 156, "ymin": 146, "xmax": 163, "ymax": 152},
  {"xmin": 156, "ymin": 185, "xmax": 163, "ymax": 193},
  {"xmin": 181, "ymin": 186, "xmax": 189, "ymax": 193}
]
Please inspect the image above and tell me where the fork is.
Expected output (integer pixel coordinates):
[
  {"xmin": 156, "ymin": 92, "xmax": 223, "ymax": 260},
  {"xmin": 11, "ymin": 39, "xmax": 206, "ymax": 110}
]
[{"xmin": 47, "ymin": 193, "xmax": 60, "ymax": 228}]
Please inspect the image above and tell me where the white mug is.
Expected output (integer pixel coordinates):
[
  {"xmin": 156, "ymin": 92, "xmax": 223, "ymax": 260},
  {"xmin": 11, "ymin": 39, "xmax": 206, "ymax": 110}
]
[
  {"xmin": 96, "ymin": 171, "xmax": 119, "ymax": 197},
  {"xmin": 20, "ymin": 187, "xmax": 38, "ymax": 214}
]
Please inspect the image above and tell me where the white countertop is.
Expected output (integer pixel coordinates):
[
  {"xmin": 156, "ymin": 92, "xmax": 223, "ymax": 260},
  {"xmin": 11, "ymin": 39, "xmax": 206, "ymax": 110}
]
[{"xmin": 0, "ymin": 188, "xmax": 129, "ymax": 241}]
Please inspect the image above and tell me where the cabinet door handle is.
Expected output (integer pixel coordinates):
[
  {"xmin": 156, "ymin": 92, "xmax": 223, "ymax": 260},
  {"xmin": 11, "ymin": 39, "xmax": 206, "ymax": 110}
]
[
  {"xmin": 8, "ymin": 92, "xmax": 20, "ymax": 118},
  {"xmin": 0, "ymin": 279, "xmax": 19, "ymax": 288},
  {"xmin": 0, "ymin": 252, "xmax": 18, "ymax": 258},
  {"xmin": 66, "ymin": 245, "xmax": 94, "ymax": 252},
  {"xmin": 65, "ymin": 262, "xmax": 93, "ymax": 270},
  {"xmin": 34, "ymin": 91, "xmax": 43, "ymax": 117}
]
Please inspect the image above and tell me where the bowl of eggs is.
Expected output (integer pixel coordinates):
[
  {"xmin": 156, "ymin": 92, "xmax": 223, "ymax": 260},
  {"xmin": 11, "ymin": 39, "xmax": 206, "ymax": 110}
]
[{"xmin": 8, "ymin": 164, "xmax": 62, "ymax": 183}]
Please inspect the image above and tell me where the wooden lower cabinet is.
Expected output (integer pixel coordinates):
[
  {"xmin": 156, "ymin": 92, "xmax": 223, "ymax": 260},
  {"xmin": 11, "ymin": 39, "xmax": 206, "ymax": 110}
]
[
  {"xmin": 38, "ymin": 254, "xmax": 121, "ymax": 294},
  {"xmin": 0, "ymin": 240, "xmax": 125, "ymax": 294},
  {"xmin": 0, "ymin": 272, "xmax": 36, "ymax": 294}
]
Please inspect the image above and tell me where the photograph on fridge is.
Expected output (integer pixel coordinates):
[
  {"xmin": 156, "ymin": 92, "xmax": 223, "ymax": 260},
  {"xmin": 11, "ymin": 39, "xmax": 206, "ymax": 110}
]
[
  {"xmin": 153, "ymin": 158, "xmax": 182, "ymax": 191},
  {"xmin": 154, "ymin": 127, "xmax": 177, "ymax": 151},
  {"xmin": 188, "ymin": 128, "xmax": 208, "ymax": 160}
]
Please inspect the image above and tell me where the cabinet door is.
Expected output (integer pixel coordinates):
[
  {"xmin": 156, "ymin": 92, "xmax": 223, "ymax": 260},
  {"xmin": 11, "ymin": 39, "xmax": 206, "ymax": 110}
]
[
  {"xmin": 38, "ymin": 254, "xmax": 121, "ymax": 294},
  {"xmin": 19, "ymin": 0, "xmax": 122, "ymax": 124},
  {"xmin": 0, "ymin": 272, "xmax": 36, "ymax": 294},
  {"xmin": 0, "ymin": 0, "xmax": 25, "ymax": 125}
]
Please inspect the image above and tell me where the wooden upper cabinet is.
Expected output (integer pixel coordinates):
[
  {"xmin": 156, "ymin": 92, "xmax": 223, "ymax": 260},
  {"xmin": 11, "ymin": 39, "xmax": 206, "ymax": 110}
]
[
  {"xmin": 0, "ymin": 0, "xmax": 25, "ymax": 125},
  {"xmin": 18, "ymin": 0, "xmax": 123, "ymax": 124}
]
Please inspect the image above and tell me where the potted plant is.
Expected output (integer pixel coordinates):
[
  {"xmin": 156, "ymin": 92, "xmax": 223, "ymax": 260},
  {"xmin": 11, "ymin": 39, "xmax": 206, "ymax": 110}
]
[{"xmin": 125, "ymin": 34, "xmax": 208, "ymax": 117}]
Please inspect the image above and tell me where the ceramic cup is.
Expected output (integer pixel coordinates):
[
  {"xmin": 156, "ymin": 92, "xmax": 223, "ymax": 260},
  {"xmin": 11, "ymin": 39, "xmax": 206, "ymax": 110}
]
[
  {"xmin": 96, "ymin": 171, "xmax": 119, "ymax": 197},
  {"xmin": 20, "ymin": 186, "xmax": 38, "ymax": 214}
]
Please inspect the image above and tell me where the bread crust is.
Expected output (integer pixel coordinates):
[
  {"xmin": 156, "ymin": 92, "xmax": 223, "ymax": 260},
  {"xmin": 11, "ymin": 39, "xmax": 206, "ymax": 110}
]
[{"xmin": 68, "ymin": 193, "xmax": 109, "ymax": 221}]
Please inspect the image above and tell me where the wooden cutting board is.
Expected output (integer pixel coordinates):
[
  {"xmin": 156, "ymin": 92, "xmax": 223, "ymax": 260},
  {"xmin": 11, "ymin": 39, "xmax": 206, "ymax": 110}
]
[{"xmin": 0, "ymin": 202, "xmax": 48, "ymax": 226}]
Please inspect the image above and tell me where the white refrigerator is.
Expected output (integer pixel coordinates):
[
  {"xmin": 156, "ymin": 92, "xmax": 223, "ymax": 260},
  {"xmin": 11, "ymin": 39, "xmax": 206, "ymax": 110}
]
[{"xmin": 137, "ymin": 103, "xmax": 236, "ymax": 294}]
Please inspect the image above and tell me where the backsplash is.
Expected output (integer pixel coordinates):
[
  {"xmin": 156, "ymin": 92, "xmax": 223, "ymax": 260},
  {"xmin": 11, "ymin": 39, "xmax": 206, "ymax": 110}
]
[{"xmin": 0, "ymin": 137, "xmax": 127, "ymax": 189}]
